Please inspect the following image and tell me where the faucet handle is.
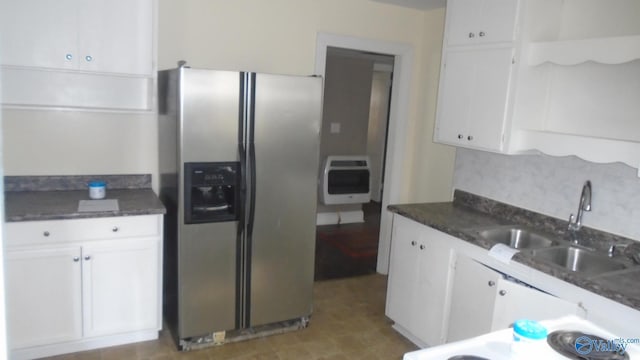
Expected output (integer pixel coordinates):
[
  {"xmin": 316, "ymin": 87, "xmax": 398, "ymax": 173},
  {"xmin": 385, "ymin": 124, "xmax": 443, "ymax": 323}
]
[
  {"xmin": 567, "ymin": 214, "xmax": 576, "ymax": 230},
  {"xmin": 608, "ymin": 244, "xmax": 616, "ymax": 257}
]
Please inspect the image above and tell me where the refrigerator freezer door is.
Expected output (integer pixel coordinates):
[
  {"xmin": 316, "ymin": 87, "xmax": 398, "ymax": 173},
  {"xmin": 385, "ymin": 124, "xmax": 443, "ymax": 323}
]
[
  {"xmin": 248, "ymin": 74, "xmax": 322, "ymax": 327},
  {"xmin": 178, "ymin": 68, "xmax": 241, "ymax": 338},
  {"xmin": 181, "ymin": 68, "xmax": 240, "ymax": 162}
]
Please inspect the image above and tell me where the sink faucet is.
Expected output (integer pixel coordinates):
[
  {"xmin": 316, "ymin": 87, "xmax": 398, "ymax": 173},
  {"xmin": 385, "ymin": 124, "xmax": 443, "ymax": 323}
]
[{"xmin": 568, "ymin": 180, "xmax": 592, "ymax": 236}]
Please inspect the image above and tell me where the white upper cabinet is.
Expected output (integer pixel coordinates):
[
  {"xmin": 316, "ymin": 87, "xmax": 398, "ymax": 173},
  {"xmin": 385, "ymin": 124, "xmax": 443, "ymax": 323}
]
[
  {"xmin": 0, "ymin": 0, "xmax": 153, "ymax": 76},
  {"xmin": 446, "ymin": 0, "xmax": 519, "ymax": 46},
  {"xmin": 434, "ymin": 0, "xmax": 518, "ymax": 153},
  {"xmin": 76, "ymin": 0, "xmax": 153, "ymax": 75},
  {"xmin": 434, "ymin": 0, "xmax": 640, "ymax": 171},
  {"xmin": 0, "ymin": 0, "xmax": 155, "ymax": 110},
  {"xmin": 0, "ymin": 0, "xmax": 77, "ymax": 71},
  {"xmin": 507, "ymin": 0, "xmax": 640, "ymax": 170},
  {"xmin": 435, "ymin": 47, "xmax": 514, "ymax": 152}
]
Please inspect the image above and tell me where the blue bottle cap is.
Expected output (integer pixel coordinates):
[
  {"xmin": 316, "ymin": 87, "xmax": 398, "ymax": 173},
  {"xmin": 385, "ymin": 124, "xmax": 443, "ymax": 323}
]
[
  {"xmin": 88, "ymin": 181, "xmax": 106, "ymax": 188},
  {"xmin": 513, "ymin": 319, "xmax": 548, "ymax": 340}
]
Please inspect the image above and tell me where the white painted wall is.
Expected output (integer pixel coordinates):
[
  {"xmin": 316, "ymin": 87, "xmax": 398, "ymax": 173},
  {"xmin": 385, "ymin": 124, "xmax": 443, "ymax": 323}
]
[
  {"xmin": 158, "ymin": 0, "xmax": 455, "ymax": 204},
  {"xmin": 1, "ymin": 0, "xmax": 454, "ymax": 205},
  {"xmin": 454, "ymin": 149, "xmax": 640, "ymax": 241},
  {"xmin": 2, "ymin": 109, "xmax": 157, "ymax": 180}
]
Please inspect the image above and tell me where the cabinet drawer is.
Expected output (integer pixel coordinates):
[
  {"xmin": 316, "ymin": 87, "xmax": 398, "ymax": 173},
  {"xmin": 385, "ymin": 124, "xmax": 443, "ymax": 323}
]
[{"xmin": 6, "ymin": 215, "xmax": 160, "ymax": 246}]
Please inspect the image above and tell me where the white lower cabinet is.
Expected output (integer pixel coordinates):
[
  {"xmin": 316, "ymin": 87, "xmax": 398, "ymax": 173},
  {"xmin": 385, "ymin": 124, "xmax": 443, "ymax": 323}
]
[
  {"xmin": 5, "ymin": 247, "xmax": 83, "ymax": 349},
  {"xmin": 386, "ymin": 216, "xmax": 454, "ymax": 347},
  {"xmin": 81, "ymin": 238, "xmax": 160, "ymax": 338},
  {"xmin": 386, "ymin": 215, "xmax": 590, "ymax": 348},
  {"xmin": 447, "ymin": 255, "xmax": 583, "ymax": 342},
  {"xmin": 5, "ymin": 215, "xmax": 162, "ymax": 359}
]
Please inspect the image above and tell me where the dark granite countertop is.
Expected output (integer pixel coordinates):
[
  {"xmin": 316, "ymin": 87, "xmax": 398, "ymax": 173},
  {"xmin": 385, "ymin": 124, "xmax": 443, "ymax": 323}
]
[
  {"xmin": 4, "ymin": 175, "xmax": 166, "ymax": 222},
  {"xmin": 388, "ymin": 190, "xmax": 640, "ymax": 312}
]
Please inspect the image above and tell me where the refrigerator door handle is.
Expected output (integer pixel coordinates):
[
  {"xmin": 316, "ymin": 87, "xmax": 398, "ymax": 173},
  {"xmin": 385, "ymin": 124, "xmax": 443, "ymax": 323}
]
[
  {"xmin": 247, "ymin": 141, "xmax": 257, "ymax": 238},
  {"xmin": 246, "ymin": 72, "xmax": 257, "ymax": 242},
  {"xmin": 237, "ymin": 144, "xmax": 246, "ymax": 237}
]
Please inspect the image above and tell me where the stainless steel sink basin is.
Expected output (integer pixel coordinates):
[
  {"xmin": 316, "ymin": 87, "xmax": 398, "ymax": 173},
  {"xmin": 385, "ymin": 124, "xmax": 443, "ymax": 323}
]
[
  {"xmin": 475, "ymin": 226, "xmax": 558, "ymax": 249},
  {"xmin": 531, "ymin": 246, "xmax": 627, "ymax": 276}
]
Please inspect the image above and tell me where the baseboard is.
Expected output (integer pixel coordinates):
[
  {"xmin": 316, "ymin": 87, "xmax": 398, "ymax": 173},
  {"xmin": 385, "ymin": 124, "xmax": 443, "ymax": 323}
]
[
  {"xmin": 10, "ymin": 329, "xmax": 159, "ymax": 360},
  {"xmin": 391, "ymin": 323, "xmax": 429, "ymax": 349},
  {"xmin": 316, "ymin": 210, "xmax": 364, "ymax": 225}
]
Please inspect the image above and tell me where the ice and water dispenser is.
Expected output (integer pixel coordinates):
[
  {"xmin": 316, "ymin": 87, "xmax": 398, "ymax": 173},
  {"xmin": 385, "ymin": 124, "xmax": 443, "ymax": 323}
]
[{"xmin": 184, "ymin": 162, "xmax": 240, "ymax": 224}]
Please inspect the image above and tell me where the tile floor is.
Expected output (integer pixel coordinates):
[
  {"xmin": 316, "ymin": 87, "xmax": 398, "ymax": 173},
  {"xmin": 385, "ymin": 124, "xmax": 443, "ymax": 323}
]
[{"xmin": 45, "ymin": 274, "xmax": 417, "ymax": 360}]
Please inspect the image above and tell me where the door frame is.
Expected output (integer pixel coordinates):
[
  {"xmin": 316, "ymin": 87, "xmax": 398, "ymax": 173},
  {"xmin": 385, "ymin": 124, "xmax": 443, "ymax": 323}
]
[{"xmin": 315, "ymin": 32, "xmax": 413, "ymax": 274}]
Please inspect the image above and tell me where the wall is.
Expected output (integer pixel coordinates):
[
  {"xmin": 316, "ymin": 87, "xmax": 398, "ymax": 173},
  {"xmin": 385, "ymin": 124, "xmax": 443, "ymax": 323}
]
[
  {"xmin": 1, "ymin": 0, "xmax": 455, "ymax": 205},
  {"xmin": 1, "ymin": 109, "xmax": 158, "ymax": 187},
  {"xmin": 454, "ymin": 149, "xmax": 640, "ymax": 240},
  {"xmin": 320, "ymin": 54, "xmax": 373, "ymax": 161},
  {"xmin": 157, "ymin": 0, "xmax": 455, "ymax": 204},
  {"xmin": 367, "ymin": 70, "xmax": 392, "ymax": 202}
]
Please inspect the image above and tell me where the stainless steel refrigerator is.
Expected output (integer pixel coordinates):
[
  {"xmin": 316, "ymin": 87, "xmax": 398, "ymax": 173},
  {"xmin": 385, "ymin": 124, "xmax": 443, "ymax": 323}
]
[{"xmin": 158, "ymin": 64, "xmax": 322, "ymax": 349}]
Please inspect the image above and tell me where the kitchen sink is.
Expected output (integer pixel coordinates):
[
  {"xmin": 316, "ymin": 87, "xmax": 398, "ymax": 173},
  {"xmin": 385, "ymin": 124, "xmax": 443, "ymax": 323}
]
[
  {"xmin": 531, "ymin": 246, "xmax": 627, "ymax": 276},
  {"xmin": 475, "ymin": 226, "xmax": 559, "ymax": 249}
]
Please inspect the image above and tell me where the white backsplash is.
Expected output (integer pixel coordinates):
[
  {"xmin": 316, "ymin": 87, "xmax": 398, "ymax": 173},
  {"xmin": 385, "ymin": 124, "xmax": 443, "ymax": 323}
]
[{"xmin": 453, "ymin": 149, "xmax": 640, "ymax": 240}]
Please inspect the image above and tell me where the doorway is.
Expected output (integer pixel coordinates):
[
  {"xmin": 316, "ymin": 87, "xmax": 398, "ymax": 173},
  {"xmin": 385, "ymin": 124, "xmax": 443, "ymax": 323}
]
[
  {"xmin": 314, "ymin": 47, "xmax": 395, "ymax": 280},
  {"xmin": 313, "ymin": 33, "xmax": 413, "ymax": 277}
]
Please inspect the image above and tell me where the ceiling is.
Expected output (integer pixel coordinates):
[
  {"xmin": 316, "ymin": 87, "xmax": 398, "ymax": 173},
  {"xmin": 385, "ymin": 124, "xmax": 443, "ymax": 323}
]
[{"xmin": 370, "ymin": 0, "xmax": 446, "ymax": 11}]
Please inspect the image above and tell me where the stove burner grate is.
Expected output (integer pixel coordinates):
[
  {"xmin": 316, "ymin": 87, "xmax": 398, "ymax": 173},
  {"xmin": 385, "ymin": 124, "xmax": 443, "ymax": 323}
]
[{"xmin": 547, "ymin": 331, "xmax": 630, "ymax": 360}]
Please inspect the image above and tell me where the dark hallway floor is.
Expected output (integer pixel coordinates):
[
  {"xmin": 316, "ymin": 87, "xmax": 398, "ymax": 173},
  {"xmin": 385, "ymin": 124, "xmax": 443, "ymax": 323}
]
[{"xmin": 314, "ymin": 202, "xmax": 381, "ymax": 281}]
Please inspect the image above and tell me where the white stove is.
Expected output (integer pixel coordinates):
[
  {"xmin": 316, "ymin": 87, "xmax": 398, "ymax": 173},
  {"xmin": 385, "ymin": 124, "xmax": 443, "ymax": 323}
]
[{"xmin": 404, "ymin": 316, "xmax": 640, "ymax": 360}]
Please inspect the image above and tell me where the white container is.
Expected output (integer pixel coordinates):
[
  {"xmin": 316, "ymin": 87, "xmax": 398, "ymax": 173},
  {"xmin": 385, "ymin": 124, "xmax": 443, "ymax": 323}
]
[
  {"xmin": 88, "ymin": 181, "xmax": 106, "ymax": 199},
  {"xmin": 511, "ymin": 319, "xmax": 548, "ymax": 359}
]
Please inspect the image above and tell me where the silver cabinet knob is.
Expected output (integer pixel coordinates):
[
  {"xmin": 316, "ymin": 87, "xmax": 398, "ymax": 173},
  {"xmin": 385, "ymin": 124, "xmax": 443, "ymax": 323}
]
[
  {"xmin": 65, "ymin": 53, "xmax": 73, "ymax": 60},
  {"xmin": 499, "ymin": 290, "xmax": 507, "ymax": 296},
  {"xmin": 112, "ymin": 226, "xmax": 119, "ymax": 232},
  {"xmin": 84, "ymin": 255, "xmax": 91, "ymax": 261},
  {"xmin": 85, "ymin": 55, "xmax": 93, "ymax": 62},
  {"xmin": 488, "ymin": 280, "xmax": 495, "ymax": 287},
  {"xmin": 457, "ymin": 134, "xmax": 463, "ymax": 139},
  {"xmin": 411, "ymin": 240, "xmax": 417, "ymax": 246},
  {"xmin": 479, "ymin": 31, "xmax": 486, "ymax": 37},
  {"xmin": 467, "ymin": 135, "xmax": 474, "ymax": 141},
  {"xmin": 73, "ymin": 257, "xmax": 80, "ymax": 262},
  {"xmin": 419, "ymin": 244, "xmax": 425, "ymax": 250},
  {"xmin": 43, "ymin": 231, "xmax": 50, "ymax": 237},
  {"xmin": 468, "ymin": 32, "xmax": 475, "ymax": 38}
]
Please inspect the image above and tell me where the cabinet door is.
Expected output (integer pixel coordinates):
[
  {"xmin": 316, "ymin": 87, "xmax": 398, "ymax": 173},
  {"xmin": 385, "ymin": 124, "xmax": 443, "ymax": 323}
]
[
  {"xmin": 0, "ymin": 0, "xmax": 77, "ymax": 69},
  {"xmin": 446, "ymin": 255, "xmax": 499, "ymax": 343},
  {"xmin": 447, "ymin": 0, "xmax": 518, "ymax": 46},
  {"xmin": 5, "ymin": 247, "xmax": 83, "ymax": 349},
  {"xmin": 412, "ymin": 229, "xmax": 455, "ymax": 346},
  {"xmin": 435, "ymin": 50, "xmax": 474, "ymax": 146},
  {"xmin": 77, "ymin": 0, "xmax": 153, "ymax": 75},
  {"xmin": 386, "ymin": 217, "xmax": 421, "ymax": 330},
  {"xmin": 491, "ymin": 279, "xmax": 583, "ymax": 331},
  {"xmin": 465, "ymin": 47, "xmax": 513, "ymax": 151},
  {"xmin": 435, "ymin": 47, "xmax": 513, "ymax": 152},
  {"xmin": 82, "ymin": 237, "xmax": 160, "ymax": 337}
]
